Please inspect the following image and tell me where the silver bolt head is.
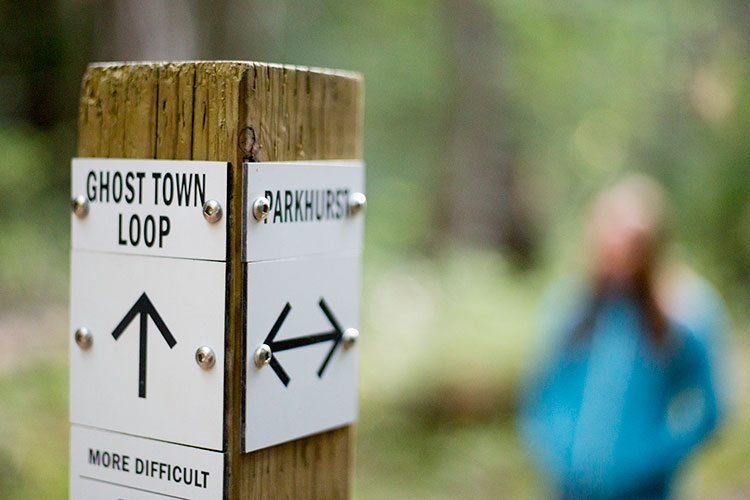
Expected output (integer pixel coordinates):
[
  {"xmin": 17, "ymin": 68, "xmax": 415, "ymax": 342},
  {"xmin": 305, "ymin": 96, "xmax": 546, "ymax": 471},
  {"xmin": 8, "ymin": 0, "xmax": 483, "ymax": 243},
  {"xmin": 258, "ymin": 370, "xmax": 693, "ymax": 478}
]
[
  {"xmin": 71, "ymin": 195, "xmax": 89, "ymax": 218},
  {"xmin": 342, "ymin": 328, "xmax": 359, "ymax": 349},
  {"xmin": 195, "ymin": 345, "xmax": 216, "ymax": 370},
  {"xmin": 348, "ymin": 192, "xmax": 367, "ymax": 216},
  {"xmin": 202, "ymin": 200, "xmax": 223, "ymax": 223},
  {"xmin": 252, "ymin": 196, "xmax": 271, "ymax": 221},
  {"xmin": 75, "ymin": 327, "xmax": 93, "ymax": 350},
  {"xmin": 254, "ymin": 344, "xmax": 273, "ymax": 368}
]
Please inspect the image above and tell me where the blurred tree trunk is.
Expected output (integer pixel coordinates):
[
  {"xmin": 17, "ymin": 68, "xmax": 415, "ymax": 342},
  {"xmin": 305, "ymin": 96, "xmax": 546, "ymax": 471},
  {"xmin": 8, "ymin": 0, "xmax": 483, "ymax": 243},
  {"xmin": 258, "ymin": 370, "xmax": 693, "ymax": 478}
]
[
  {"xmin": 441, "ymin": 0, "xmax": 534, "ymax": 264},
  {"xmin": 95, "ymin": 0, "xmax": 200, "ymax": 61},
  {"xmin": 93, "ymin": 0, "xmax": 278, "ymax": 71},
  {"xmin": 0, "ymin": 0, "xmax": 73, "ymax": 127}
]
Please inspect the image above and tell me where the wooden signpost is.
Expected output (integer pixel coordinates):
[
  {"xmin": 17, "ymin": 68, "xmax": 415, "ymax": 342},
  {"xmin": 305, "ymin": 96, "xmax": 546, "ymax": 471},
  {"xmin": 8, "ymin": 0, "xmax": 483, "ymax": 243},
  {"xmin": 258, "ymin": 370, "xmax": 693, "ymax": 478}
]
[{"xmin": 73, "ymin": 61, "xmax": 364, "ymax": 500}]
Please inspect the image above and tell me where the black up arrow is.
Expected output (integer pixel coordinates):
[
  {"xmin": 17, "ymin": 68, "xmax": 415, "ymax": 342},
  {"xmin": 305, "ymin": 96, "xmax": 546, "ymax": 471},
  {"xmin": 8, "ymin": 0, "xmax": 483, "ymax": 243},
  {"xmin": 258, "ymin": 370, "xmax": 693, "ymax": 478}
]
[
  {"xmin": 112, "ymin": 292, "xmax": 177, "ymax": 398},
  {"xmin": 264, "ymin": 298, "xmax": 344, "ymax": 387}
]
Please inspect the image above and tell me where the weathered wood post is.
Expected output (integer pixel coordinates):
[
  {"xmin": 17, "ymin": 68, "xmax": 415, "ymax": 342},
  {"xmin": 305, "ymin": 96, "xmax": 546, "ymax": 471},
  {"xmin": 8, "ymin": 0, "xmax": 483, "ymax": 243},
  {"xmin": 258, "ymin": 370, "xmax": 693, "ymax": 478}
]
[{"xmin": 70, "ymin": 61, "xmax": 364, "ymax": 499}]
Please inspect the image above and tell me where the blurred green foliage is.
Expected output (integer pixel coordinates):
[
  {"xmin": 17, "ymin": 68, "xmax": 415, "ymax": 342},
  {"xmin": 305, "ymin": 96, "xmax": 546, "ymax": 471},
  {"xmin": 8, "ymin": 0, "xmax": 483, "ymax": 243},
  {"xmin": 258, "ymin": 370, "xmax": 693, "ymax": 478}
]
[
  {"xmin": 0, "ymin": 0, "xmax": 748, "ymax": 498},
  {"xmin": 0, "ymin": 360, "xmax": 68, "ymax": 500}
]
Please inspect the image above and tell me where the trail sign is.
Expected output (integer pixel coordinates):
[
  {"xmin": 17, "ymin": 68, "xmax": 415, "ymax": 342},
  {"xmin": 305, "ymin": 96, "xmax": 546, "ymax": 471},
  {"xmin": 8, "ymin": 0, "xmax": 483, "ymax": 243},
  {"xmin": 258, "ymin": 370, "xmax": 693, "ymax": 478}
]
[
  {"xmin": 263, "ymin": 298, "xmax": 345, "ymax": 386},
  {"xmin": 69, "ymin": 159, "xmax": 228, "ymax": 454},
  {"xmin": 70, "ymin": 425, "xmax": 223, "ymax": 500},
  {"xmin": 70, "ymin": 236, "xmax": 226, "ymax": 451},
  {"xmin": 112, "ymin": 292, "xmax": 178, "ymax": 398},
  {"xmin": 243, "ymin": 161, "xmax": 364, "ymax": 261},
  {"xmin": 71, "ymin": 158, "xmax": 228, "ymax": 260},
  {"xmin": 70, "ymin": 156, "xmax": 364, "ymax": 493},
  {"xmin": 243, "ymin": 252, "xmax": 360, "ymax": 453},
  {"xmin": 240, "ymin": 161, "xmax": 364, "ymax": 453}
]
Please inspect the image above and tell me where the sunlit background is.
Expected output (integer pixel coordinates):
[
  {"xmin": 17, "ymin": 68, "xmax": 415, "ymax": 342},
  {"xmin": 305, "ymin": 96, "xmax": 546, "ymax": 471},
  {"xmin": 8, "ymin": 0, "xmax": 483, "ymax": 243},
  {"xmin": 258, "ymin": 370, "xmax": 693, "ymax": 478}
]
[{"xmin": 1, "ymin": 0, "xmax": 748, "ymax": 498}]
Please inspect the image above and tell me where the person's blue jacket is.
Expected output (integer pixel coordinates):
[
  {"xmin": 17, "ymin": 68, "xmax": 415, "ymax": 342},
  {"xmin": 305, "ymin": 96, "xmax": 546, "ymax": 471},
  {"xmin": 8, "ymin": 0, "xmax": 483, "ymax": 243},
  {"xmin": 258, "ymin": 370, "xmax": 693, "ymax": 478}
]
[{"xmin": 519, "ymin": 279, "xmax": 724, "ymax": 500}]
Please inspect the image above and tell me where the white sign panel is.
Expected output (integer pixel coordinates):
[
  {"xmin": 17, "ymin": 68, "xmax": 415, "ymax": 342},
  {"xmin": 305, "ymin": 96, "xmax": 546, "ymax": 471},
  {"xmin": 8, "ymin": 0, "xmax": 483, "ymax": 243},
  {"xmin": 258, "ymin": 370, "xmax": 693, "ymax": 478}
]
[
  {"xmin": 72, "ymin": 158, "xmax": 228, "ymax": 261},
  {"xmin": 70, "ymin": 250, "xmax": 225, "ymax": 450},
  {"xmin": 243, "ymin": 253, "xmax": 360, "ymax": 452},
  {"xmin": 243, "ymin": 161, "xmax": 364, "ymax": 262},
  {"xmin": 70, "ymin": 425, "xmax": 223, "ymax": 500}
]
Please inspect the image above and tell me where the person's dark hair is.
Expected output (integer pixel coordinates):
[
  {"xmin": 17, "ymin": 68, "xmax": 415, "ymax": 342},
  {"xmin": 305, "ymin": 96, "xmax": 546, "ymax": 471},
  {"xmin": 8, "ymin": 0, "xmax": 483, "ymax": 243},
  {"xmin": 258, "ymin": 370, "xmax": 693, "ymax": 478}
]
[{"xmin": 570, "ymin": 174, "xmax": 670, "ymax": 347}]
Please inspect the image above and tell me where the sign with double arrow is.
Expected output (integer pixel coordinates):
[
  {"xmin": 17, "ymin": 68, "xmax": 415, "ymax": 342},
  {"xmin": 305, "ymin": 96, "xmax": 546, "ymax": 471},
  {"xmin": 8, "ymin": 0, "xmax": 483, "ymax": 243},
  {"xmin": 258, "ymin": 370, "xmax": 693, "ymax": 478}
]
[
  {"xmin": 263, "ymin": 299, "xmax": 346, "ymax": 386},
  {"xmin": 244, "ymin": 253, "xmax": 361, "ymax": 452},
  {"xmin": 240, "ymin": 160, "xmax": 364, "ymax": 453}
]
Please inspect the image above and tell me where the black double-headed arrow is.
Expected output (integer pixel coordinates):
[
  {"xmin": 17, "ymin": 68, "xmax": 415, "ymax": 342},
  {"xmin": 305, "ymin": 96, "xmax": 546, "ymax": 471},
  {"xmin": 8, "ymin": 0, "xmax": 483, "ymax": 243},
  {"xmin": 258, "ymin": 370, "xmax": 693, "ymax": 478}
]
[
  {"xmin": 263, "ymin": 298, "xmax": 344, "ymax": 387},
  {"xmin": 112, "ymin": 292, "xmax": 177, "ymax": 399}
]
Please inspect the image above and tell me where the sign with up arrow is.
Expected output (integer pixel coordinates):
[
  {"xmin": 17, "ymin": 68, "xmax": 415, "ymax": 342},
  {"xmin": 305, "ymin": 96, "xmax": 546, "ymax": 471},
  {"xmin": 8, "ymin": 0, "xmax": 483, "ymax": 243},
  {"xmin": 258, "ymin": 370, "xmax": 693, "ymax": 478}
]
[
  {"xmin": 69, "ymin": 159, "xmax": 229, "ymax": 455},
  {"xmin": 69, "ymin": 242, "xmax": 227, "ymax": 452},
  {"xmin": 112, "ymin": 292, "xmax": 177, "ymax": 399}
]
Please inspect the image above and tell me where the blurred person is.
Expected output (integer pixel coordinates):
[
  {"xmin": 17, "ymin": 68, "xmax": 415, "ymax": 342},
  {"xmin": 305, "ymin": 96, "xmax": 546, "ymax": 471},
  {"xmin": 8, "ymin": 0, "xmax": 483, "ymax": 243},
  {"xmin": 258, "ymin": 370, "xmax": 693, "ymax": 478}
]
[{"xmin": 519, "ymin": 174, "xmax": 727, "ymax": 500}]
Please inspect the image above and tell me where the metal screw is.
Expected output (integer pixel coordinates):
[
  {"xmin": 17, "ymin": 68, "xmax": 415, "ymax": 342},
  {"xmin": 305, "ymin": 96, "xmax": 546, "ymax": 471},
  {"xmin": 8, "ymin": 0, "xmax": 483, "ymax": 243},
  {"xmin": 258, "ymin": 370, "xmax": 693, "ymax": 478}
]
[
  {"xmin": 71, "ymin": 195, "xmax": 90, "ymax": 218},
  {"xmin": 254, "ymin": 344, "xmax": 272, "ymax": 368},
  {"xmin": 75, "ymin": 327, "xmax": 93, "ymax": 350},
  {"xmin": 195, "ymin": 345, "xmax": 216, "ymax": 370},
  {"xmin": 252, "ymin": 196, "xmax": 271, "ymax": 221},
  {"xmin": 348, "ymin": 192, "xmax": 367, "ymax": 216},
  {"xmin": 342, "ymin": 328, "xmax": 359, "ymax": 349},
  {"xmin": 202, "ymin": 200, "xmax": 223, "ymax": 223}
]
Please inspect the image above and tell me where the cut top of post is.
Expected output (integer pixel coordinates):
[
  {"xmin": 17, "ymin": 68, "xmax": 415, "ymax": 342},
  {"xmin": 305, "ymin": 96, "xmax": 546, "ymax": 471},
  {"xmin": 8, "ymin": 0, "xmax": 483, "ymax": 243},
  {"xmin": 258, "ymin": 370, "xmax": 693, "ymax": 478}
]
[{"xmin": 78, "ymin": 61, "xmax": 364, "ymax": 163}]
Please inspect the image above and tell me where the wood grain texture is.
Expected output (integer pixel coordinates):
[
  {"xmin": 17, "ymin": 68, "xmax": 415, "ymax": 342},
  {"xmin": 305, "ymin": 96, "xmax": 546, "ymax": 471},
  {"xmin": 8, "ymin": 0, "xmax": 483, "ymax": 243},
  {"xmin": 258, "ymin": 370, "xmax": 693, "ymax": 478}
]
[{"xmin": 77, "ymin": 61, "xmax": 364, "ymax": 500}]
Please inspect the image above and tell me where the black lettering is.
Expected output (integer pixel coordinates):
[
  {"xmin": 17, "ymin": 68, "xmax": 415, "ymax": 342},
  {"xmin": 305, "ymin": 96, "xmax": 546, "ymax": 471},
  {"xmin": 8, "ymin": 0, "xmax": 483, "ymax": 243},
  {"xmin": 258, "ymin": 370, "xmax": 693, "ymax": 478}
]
[
  {"xmin": 136, "ymin": 172, "xmax": 145, "ymax": 204},
  {"xmin": 99, "ymin": 171, "xmax": 110, "ymax": 203},
  {"xmin": 305, "ymin": 190, "xmax": 313, "ymax": 222},
  {"xmin": 88, "ymin": 449, "xmax": 101, "ymax": 466},
  {"xmin": 159, "ymin": 462, "xmax": 167, "ymax": 479},
  {"xmin": 102, "ymin": 451, "xmax": 111, "ymax": 468},
  {"xmin": 135, "ymin": 458, "xmax": 144, "ymax": 474},
  {"xmin": 184, "ymin": 468, "xmax": 194, "ymax": 486},
  {"xmin": 315, "ymin": 190, "xmax": 325, "ymax": 220},
  {"xmin": 335, "ymin": 189, "xmax": 345, "ymax": 218},
  {"xmin": 143, "ymin": 215, "xmax": 156, "ymax": 247},
  {"xmin": 294, "ymin": 190, "xmax": 303, "ymax": 222},
  {"xmin": 173, "ymin": 465, "xmax": 182, "ymax": 483},
  {"xmin": 264, "ymin": 190, "xmax": 273, "ymax": 224},
  {"xmin": 273, "ymin": 190, "xmax": 282, "ymax": 223},
  {"xmin": 112, "ymin": 453, "xmax": 121, "ymax": 470},
  {"xmin": 86, "ymin": 171, "xmax": 97, "ymax": 201},
  {"xmin": 122, "ymin": 455, "xmax": 130, "ymax": 473},
  {"xmin": 163, "ymin": 173, "xmax": 174, "ymax": 206},
  {"xmin": 129, "ymin": 215, "xmax": 141, "ymax": 246},
  {"xmin": 284, "ymin": 191, "xmax": 293, "ymax": 223},
  {"xmin": 325, "ymin": 190, "xmax": 333, "ymax": 219},
  {"xmin": 201, "ymin": 471, "xmax": 209, "ymax": 489},
  {"xmin": 118, "ymin": 214, "xmax": 127, "ymax": 245},
  {"xmin": 150, "ymin": 460, "xmax": 157, "ymax": 477},
  {"xmin": 112, "ymin": 172, "xmax": 123, "ymax": 203},
  {"xmin": 125, "ymin": 172, "xmax": 135, "ymax": 203},
  {"xmin": 176, "ymin": 174, "xmax": 193, "ymax": 206},
  {"xmin": 194, "ymin": 174, "xmax": 206, "ymax": 206},
  {"xmin": 152, "ymin": 173, "xmax": 162, "ymax": 204},
  {"xmin": 159, "ymin": 216, "xmax": 171, "ymax": 248}
]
